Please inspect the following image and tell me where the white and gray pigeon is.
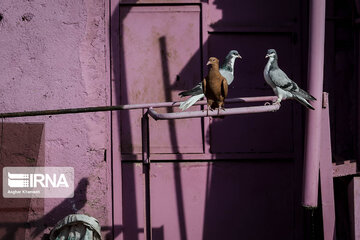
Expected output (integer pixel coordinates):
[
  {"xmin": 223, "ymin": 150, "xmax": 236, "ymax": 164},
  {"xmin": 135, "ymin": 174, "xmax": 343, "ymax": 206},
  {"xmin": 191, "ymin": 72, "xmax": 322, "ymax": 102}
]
[
  {"xmin": 178, "ymin": 50, "xmax": 241, "ymax": 110},
  {"xmin": 263, "ymin": 49, "xmax": 316, "ymax": 110}
]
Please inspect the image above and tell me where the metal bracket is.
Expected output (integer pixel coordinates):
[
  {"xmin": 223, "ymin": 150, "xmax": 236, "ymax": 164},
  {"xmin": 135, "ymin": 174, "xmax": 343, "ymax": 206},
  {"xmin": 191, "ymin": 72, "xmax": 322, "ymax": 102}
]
[
  {"xmin": 141, "ymin": 111, "xmax": 150, "ymax": 164},
  {"xmin": 322, "ymin": 92, "xmax": 329, "ymax": 109}
]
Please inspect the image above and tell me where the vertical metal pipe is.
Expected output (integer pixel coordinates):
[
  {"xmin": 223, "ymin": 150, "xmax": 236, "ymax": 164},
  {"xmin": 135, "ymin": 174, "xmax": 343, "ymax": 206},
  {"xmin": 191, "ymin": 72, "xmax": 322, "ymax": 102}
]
[
  {"xmin": 142, "ymin": 112, "xmax": 150, "ymax": 164},
  {"xmin": 356, "ymin": 2, "xmax": 360, "ymax": 173},
  {"xmin": 142, "ymin": 112, "xmax": 152, "ymax": 240},
  {"xmin": 302, "ymin": 0, "xmax": 327, "ymax": 208},
  {"xmin": 319, "ymin": 93, "xmax": 336, "ymax": 240}
]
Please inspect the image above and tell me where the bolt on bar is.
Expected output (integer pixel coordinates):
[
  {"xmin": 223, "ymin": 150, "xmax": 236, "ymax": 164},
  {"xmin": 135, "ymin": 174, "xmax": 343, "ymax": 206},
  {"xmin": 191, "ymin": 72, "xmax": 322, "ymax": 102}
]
[{"xmin": 0, "ymin": 96, "xmax": 277, "ymax": 118}]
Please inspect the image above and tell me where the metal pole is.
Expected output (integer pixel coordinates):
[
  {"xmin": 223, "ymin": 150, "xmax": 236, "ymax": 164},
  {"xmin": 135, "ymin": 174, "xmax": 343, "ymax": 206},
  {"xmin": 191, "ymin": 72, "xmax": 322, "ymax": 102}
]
[
  {"xmin": 148, "ymin": 104, "xmax": 280, "ymax": 121},
  {"xmin": 319, "ymin": 93, "xmax": 336, "ymax": 240},
  {"xmin": 0, "ymin": 96, "xmax": 276, "ymax": 119},
  {"xmin": 142, "ymin": 112, "xmax": 150, "ymax": 164},
  {"xmin": 142, "ymin": 112, "xmax": 151, "ymax": 240},
  {"xmin": 302, "ymin": 0, "xmax": 327, "ymax": 208}
]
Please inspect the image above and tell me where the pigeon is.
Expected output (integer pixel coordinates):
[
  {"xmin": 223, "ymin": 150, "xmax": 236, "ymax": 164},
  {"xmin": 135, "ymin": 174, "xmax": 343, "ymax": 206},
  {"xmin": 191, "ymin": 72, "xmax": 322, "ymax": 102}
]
[
  {"xmin": 178, "ymin": 50, "xmax": 241, "ymax": 110},
  {"xmin": 264, "ymin": 49, "xmax": 316, "ymax": 110},
  {"xmin": 202, "ymin": 57, "xmax": 228, "ymax": 113}
]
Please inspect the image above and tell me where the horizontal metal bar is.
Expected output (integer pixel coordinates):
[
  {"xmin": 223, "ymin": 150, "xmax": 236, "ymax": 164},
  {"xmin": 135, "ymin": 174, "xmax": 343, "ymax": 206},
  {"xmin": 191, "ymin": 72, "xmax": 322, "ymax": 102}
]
[
  {"xmin": 126, "ymin": 96, "xmax": 276, "ymax": 108},
  {"xmin": 120, "ymin": 152, "xmax": 294, "ymax": 161},
  {"xmin": 225, "ymin": 96, "xmax": 277, "ymax": 103},
  {"xmin": 0, "ymin": 96, "xmax": 276, "ymax": 118},
  {"xmin": 208, "ymin": 27, "xmax": 295, "ymax": 34},
  {"xmin": 148, "ymin": 104, "xmax": 280, "ymax": 120},
  {"xmin": 0, "ymin": 105, "xmax": 125, "ymax": 118}
]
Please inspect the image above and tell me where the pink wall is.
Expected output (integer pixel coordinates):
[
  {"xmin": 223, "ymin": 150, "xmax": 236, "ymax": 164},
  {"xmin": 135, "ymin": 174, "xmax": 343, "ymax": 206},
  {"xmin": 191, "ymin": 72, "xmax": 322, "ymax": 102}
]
[
  {"xmin": 112, "ymin": 0, "xmax": 306, "ymax": 239},
  {"xmin": 0, "ymin": 0, "xmax": 353, "ymax": 239},
  {"xmin": 0, "ymin": 0, "xmax": 112, "ymax": 239}
]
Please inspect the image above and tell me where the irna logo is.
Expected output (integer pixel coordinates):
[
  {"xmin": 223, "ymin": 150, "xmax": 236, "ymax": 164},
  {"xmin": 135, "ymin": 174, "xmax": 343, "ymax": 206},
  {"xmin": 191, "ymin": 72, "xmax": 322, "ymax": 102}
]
[
  {"xmin": 8, "ymin": 172, "xmax": 69, "ymax": 188},
  {"xmin": 3, "ymin": 167, "xmax": 74, "ymax": 198}
]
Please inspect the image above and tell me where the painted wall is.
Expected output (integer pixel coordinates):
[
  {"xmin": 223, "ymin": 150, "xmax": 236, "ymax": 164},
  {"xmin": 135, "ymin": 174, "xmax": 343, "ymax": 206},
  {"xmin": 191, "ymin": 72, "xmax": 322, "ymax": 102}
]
[
  {"xmin": 0, "ymin": 0, "xmax": 112, "ymax": 239},
  {"xmin": 0, "ymin": 0, "xmax": 356, "ymax": 239},
  {"xmin": 112, "ymin": 0, "xmax": 307, "ymax": 239}
]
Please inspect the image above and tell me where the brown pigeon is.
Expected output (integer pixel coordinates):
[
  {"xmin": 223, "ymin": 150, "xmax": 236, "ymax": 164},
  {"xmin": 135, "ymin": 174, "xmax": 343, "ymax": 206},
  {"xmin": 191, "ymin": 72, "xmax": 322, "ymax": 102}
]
[{"xmin": 202, "ymin": 57, "xmax": 229, "ymax": 114}]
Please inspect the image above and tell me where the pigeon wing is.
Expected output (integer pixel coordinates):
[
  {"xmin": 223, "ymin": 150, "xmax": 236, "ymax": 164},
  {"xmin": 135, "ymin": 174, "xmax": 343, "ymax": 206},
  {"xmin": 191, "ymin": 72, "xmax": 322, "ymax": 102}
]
[
  {"xmin": 269, "ymin": 68, "xmax": 298, "ymax": 92},
  {"xmin": 219, "ymin": 69, "xmax": 234, "ymax": 85},
  {"xmin": 202, "ymin": 77, "xmax": 207, "ymax": 95},
  {"xmin": 296, "ymin": 88, "xmax": 317, "ymax": 101},
  {"xmin": 178, "ymin": 82, "xmax": 203, "ymax": 97},
  {"xmin": 221, "ymin": 77, "xmax": 228, "ymax": 98},
  {"xmin": 270, "ymin": 68, "xmax": 316, "ymax": 101}
]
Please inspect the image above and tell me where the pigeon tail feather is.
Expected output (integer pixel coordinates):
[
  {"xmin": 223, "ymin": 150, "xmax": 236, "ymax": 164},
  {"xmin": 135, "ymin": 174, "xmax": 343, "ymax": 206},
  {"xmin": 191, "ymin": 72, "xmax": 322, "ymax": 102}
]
[
  {"xmin": 179, "ymin": 94, "xmax": 204, "ymax": 111},
  {"xmin": 178, "ymin": 83, "xmax": 203, "ymax": 97},
  {"xmin": 294, "ymin": 95, "xmax": 315, "ymax": 110},
  {"xmin": 296, "ymin": 88, "xmax": 316, "ymax": 101}
]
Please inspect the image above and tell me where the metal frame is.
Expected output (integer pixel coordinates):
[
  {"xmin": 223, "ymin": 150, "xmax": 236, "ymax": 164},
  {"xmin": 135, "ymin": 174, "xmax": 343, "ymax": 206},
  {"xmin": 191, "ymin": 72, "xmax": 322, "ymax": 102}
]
[
  {"xmin": 0, "ymin": 96, "xmax": 277, "ymax": 118},
  {"xmin": 0, "ymin": 93, "xmax": 336, "ymax": 240},
  {"xmin": 0, "ymin": 95, "xmax": 280, "ymax": 240},
  {"xmin": 136, "ymin": 96, "xmax": 281, "ymax": 240}
]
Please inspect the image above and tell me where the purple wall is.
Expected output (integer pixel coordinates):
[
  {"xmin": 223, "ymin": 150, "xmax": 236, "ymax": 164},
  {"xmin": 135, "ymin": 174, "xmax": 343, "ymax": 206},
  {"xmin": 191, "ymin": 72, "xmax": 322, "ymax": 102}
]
[
  {"xmin": 112, "ymin": 0, "xmax": 307, "ymax": 239},
  {"xmin": 0, "ymin": 0, "xmax": 112, "ymax": 239},
  {"xmin": 0, "ymin": 0, "xmax": 357, "ymax": 239}
]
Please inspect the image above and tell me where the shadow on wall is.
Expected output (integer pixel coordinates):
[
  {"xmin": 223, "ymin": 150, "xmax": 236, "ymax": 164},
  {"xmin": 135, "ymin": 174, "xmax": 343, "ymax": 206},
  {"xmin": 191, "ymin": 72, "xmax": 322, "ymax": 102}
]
[
  {"xmin": 0, "ymin": 123, "xmax": 118, "ymax": 239},
  {"xmin": 113, "ymin": 0, "xmax": 300, "ymax": 240},
  {"xmin": 111, "ymin": 1, "xmax": 141, "ymax": 240},
  {"xmin": 0, "ymin": 122, "xmax": 45, "ymax": 239},
  {"xmin": 113, "ymin": 1, "xmax": 186, "ymax": 239},
  {"xmin": 0, "ymin": 176, "xmax": 123, "ymax": 240},
  {"xmin": 29, "ymin": 178, "xmax": 90, "ymax": 238},
  {"xmin": 0, "ymin": 178, "xmax": 89, "ymax": 239}
]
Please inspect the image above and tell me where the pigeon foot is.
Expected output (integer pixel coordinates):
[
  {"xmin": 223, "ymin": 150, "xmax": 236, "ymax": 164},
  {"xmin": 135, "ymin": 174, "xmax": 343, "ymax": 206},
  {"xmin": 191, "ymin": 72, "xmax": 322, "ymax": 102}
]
[
  {"xmin": 271, "ymin": 101, "xmax": 280, "ymax": 112},
  {"xmin": 272, "ymin": 101, "xmax": 281, "ymax": 106},
  {"xmin": 206, "ymin": 106, "xmax": 214, "ymax": 116}
]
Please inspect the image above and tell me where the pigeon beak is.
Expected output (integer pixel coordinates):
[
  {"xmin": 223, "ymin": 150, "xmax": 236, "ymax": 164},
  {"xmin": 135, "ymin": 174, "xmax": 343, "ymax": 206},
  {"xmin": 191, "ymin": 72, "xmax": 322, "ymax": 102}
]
[
  {"xmin": 206, "ymin": 61, "xmax": 211, "ymax": 65},
  {"xmin": 265, "ymin": 54, "xmax": 270, "ymax": 58},
  {"xmin": 237, "ymin": 55, "xmax": 242, "ymax": 59}
]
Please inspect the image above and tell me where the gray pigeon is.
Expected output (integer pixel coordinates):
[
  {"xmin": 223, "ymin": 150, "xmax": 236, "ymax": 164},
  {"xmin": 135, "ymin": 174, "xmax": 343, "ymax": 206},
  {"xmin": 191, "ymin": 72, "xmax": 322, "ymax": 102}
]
[
  {"xmin": 263, "ymin": 49, "xmax": 316, "ymax": 110},
  {"xmin": 179, "ymin": 50, "xmax": 241, "ymax": 110}
]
